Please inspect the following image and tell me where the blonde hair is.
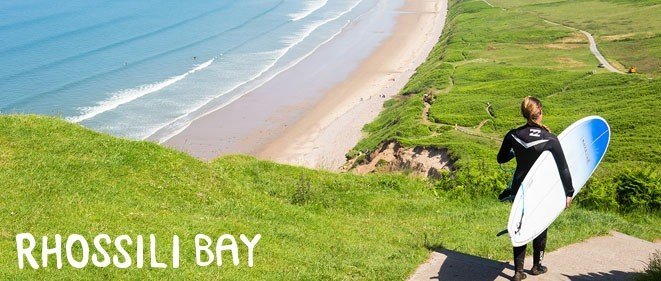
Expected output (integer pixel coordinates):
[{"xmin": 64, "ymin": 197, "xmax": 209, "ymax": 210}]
[{"xmin": 521, "ymin": 96, "xmax": 551, "ymax": 132}]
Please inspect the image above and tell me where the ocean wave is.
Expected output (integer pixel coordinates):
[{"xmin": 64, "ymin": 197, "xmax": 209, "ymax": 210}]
[
  {"xmin": 1, "ymin": 1, "xmax": 234, "ymax": 81},
  {"xmin": 0, "ymin": 0, "xmax": 114, "ymax": 32},
  {"xmin": 2, "ymin": 1, "xmax": 284, "ymax": 111},
  {"xmin": 289, "ymin": 0, "xmax": 328, "ymax": 21},
  {"xmin": 67, "ymin": 58, "xmax": 214, "ymax": 123},
  {"xmin": 150, "ymin": 1, "xmax": 364, "ymax": 142},
  {"xmin": 281, "ymin": 0, "xmax": 363, "ymax": 56},
  {"xmin": 151, "ymin": 19, "xmax": 354, "ymax": 143},
  {"xmin": 0, "ymin": 15, "xmax": 135, "ymax": 55}
]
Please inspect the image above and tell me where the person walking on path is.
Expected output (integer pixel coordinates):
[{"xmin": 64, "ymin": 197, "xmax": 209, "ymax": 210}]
[{"xmin": 497, "ymin": 96, "xmax": 575, "ymax": 281}]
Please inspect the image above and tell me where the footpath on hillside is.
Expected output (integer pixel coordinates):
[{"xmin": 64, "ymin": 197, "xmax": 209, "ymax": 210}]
[
  {"xmin": 408, "ymin": 231, "xmax": 660, "ymax": 281},
  {"xmin": 482, "ymin": 0, "xmax": 625, "ymax": 74}
]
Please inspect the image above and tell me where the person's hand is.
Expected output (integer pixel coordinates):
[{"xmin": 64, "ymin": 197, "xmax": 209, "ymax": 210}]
[{"xmin": 566, "ymin": 196, "xmax": 573, "ymax": 209}]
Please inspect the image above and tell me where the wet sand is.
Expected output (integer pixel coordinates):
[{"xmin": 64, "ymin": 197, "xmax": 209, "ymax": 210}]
[{"xmin": 164, "ymin": 0, "xmax": 448, "ymax": 169}]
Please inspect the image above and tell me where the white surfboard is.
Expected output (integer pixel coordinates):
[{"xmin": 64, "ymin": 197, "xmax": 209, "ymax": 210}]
[{"xmin": 507, "ymin": 116, "xmax": 611, "ymax": 247}]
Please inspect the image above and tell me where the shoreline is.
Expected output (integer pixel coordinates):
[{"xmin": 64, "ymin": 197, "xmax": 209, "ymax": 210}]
[
  {"xmin": 258, "ymin": 0, "xmax": 448, "ymax": 169},
  {"xmin": 164, "ymin": 0, "xmax": 448, "ymax": 168}
]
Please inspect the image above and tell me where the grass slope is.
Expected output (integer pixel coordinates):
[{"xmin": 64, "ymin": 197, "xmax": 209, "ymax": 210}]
[
  {"xmin": 1, "ymin": 0, "xmax": 659, "ymax": 279},
  {"xmin": 351, "ymin": 0, "xmax": 661, "ymax": 212},
  {"xmin": 489, "ymin": 0, "xmax": 661, "ymax": 75},
  {"xmin": 0, "ymin": 115, "xmax": 658, "ymax": 279}
]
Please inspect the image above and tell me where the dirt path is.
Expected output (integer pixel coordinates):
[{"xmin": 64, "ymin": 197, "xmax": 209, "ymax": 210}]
[
  {"xmin": 476, "ymin": 119, "xmax": 490, "ymax": 130},
  {"xmin": 408, "ymin": 231, "xmax": 660, "ymax": 281},
  {"xmin": 542, "ymin": 20, "xmax": 624, "ymax": 74},
  {"xmin": 579, "ymin": 30, "xmax": 623, "ymax": 73},
  {"xmin": 482, "ymin": 0, "xmax": 623, "ymax": 74}
]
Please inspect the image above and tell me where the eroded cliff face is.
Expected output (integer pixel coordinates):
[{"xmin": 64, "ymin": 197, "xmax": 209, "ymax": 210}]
[{"xmin": 343, "ymin": 141, "xmax": 455, "ymax": 179}]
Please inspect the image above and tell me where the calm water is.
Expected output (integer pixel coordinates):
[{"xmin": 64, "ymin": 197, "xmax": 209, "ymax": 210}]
[{"xmin": 0, "ymin": 0, "xmax": 379, "ymax": 140}]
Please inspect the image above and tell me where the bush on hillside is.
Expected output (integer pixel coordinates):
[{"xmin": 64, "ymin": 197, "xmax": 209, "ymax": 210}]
[
  {"xmin": 434, "ymin": 160, "xmax": 509, "ymax": 198},
  {"xmin": 615, "ymin": 168, "xmax": 660, "ymax": 212},
  {"xmin": 545, "ymin": 167, "xmax": 660, "ymax": 213},
  {"xmin": 635, "ymin": 251, "xmax": 661, "ymax": 281},
  {"xmin": 433, "ymin": 160, "xmax": 659, "ymax": 214},
  {"xmin": 575, "ymin": 177, "xmax": 619, "ymax": 212}
]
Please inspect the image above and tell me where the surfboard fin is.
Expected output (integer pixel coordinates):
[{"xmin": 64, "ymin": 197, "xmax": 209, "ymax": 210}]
[{"xmin": 496, "ymin": 229, "xmax": 508, "ymax": 237}]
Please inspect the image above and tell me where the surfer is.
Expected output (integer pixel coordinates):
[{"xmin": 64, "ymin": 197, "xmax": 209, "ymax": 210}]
[{"xmin": 496, "ymin": 96, "xmax": 574, "ymax": 281}]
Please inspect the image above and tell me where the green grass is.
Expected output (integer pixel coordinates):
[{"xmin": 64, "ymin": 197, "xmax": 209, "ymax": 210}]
[
  {"xmin": 0, "ymin": 115, "xmax": 658, "ymax": 279},
  {"xmin": 488, "ymin": 0, "xmax": 661, "ymax": 75},
  {"xmin": 1, "ymin": 0, "xmax": 659, "ymax": 279},
  {"xmin": 351, "ymin": 0, "xmax": 661, "ymax": 212}
]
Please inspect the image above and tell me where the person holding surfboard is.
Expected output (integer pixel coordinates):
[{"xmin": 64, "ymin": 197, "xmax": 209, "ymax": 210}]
[{"xmin": 497, "ymin": 96, "xmax": 575, "ymax": 281}]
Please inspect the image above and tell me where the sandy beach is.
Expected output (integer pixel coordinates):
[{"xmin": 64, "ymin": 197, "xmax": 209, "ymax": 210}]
[
  {"xmin": 164, "ymin": 0, "xmax": 448, "ymax": 169},
  {"xmin": 259, "ymin": 0, "xmax": 448, "ymax": 169}
]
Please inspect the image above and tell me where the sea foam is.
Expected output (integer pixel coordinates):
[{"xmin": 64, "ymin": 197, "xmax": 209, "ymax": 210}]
[
  {"xmin": 289, "ymin": 0, "xmax": 328, "ymax": 21},
  {"xmin": 67, "ymin": 58, "xmax": 214, "ymax": 123},
  {"xmin": 149, "ymin": 1, "xmax": 364, "ymax": 142}
]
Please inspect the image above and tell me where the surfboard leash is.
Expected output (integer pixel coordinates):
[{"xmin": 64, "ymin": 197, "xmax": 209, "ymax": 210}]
[
  {"xmin": 499, "ymin": 164, "xmax": 516, "ymax": 202},
  {"xmin": 515, "ymin": 182, "xmax": 525, "ymax": 235},
  {"xmin": 499, "ymin": 164, "xmax": 515, "ymax": 189}
]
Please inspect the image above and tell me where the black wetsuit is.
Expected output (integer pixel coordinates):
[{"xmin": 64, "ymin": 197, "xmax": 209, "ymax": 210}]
[{"xmin": 497, "ymin": 123, "xmax": 574, "ymax": 272}]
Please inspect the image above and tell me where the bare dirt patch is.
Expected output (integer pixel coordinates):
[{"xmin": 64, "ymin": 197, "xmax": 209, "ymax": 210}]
[
  {"xmin": 556, "ymin": 32, "xmax": 588, "ymax": 44},
  {"xmin": 545, "ymin": 43, "xmax": 582, "ymax": 50},
  {"xmin": 555, "ymin": 56, "xmax": 587, "ymax": 68},
  {"xmin": 343, "ymin": 141, "xmax": 455, "ymax": 179},
  {"xmin": 601, "ymin": 32, "xmax": 655, "ymax": 41}
]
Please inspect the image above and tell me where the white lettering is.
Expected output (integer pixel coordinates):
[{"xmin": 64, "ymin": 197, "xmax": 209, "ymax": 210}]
[
  {"xmin": 240, "ymin": 234, "xmax": 261, "ymax": 267},
  {"xmin": 195, "ymin": 234, "xmax": 214, "ymax": 267},
  {"xmin": 92, "ymin": 234, "xmax": 111, "ymax": 267},
  {"xmin": 65, "ymin": 234, "xmax": 89, "ymax": 268},
  {"xmin": 216, "ymin": 234, "xmax": 239, "ymax": 266},
  {"xmin": 16, "ymin": 233, "xmax": 38, "ymax": 269}
]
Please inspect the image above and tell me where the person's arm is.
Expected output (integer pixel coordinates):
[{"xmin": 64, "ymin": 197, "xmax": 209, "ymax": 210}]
[
  {"xmin": 548, "ymin": 137, "xmax": 574, "ymax": 198},
  {"xmin": 497, "ymin": 132, "xmax": 514, "ymax": 164}
]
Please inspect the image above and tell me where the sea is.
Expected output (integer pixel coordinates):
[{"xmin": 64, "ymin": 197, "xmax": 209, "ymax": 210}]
[{"xmin": 0, "ymin": 0, "xmax": 389, "ymax": 141}]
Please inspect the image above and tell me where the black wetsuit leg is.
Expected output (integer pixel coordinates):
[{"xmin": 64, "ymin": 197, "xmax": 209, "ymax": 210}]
[
  {"xmin": 513, "ymin": 245, "xmax": 526, "ymax": 272},
  {"xmin": 513, "ymin": 228, "xmax": 547, "ymax": 272},
  {"xmin": 533, "ymin": 229, "xmax": 547, "ymax": 265}
]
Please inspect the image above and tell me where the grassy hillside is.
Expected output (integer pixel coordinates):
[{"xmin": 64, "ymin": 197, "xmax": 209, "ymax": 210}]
[
  {"xmin": 0, "ymin": 115, "xmax": 658, "ymax": 279},
  {"xmin": 351, "ymin": 0, "xmax": 661, "ymax": 212},
  {"xmin": 1, "ymin": 0, "xmax": 659, "ymax": 279},
  {"xmin": 489, "ymin": 0, "xmax": 661, "ymax": 75}
]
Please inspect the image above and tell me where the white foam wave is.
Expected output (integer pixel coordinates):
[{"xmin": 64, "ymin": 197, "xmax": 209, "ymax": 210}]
[
  {"xmin": 289, "ymin": 0, "xmax": 328, "ymax": 21},
  {"xmin": 66, "ymin": 58, "xmax": 215, "ymax": 123},
  {"xmin": 285, "ymin": 0, "xmax": 361, "ymax": 45},
  {"xmin": 148, "ymin": 0, "xmax": 364, "ymax": 142},
  {"xmin": 151, "ymin": 19, "xmax": 354, "ymax": 143}
]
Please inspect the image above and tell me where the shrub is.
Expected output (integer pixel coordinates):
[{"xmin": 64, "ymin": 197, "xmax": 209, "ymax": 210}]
[
  {"xmin": 615, "ymin": 168, "xmax": 660, "ymax": 212},
  {"xmin": 291, "ymin": 174, "xmax": 313, "ymax": 205},
  {"xmin": 635, "ymin": 251, "xmax": 661, "ymax": 281},
  {"xmin": 576, "ymin": 177, "xmax": 619, "ymax": 212},
  {"xmin": 434, "ymin": 159, "xmax": 509, "ymax": 198}
]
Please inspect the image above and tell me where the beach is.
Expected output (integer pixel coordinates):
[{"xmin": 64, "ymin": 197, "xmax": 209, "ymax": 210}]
[
  {"xmin": 164, "ymin": 0, "xmax": 448, "ymax": 169},
  {"xmin": 2, "ymin": 0, "xmax": 659, "ymax": 279}
]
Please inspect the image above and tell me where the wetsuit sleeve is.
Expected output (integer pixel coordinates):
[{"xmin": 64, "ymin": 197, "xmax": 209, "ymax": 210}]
[
  {"xmin": 548, "ymin": 137, "xmax": 574, "ymax": 197},
  {"xmin": 497, "ymin": 132, "xmax": 515, "ymax": 164}
]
